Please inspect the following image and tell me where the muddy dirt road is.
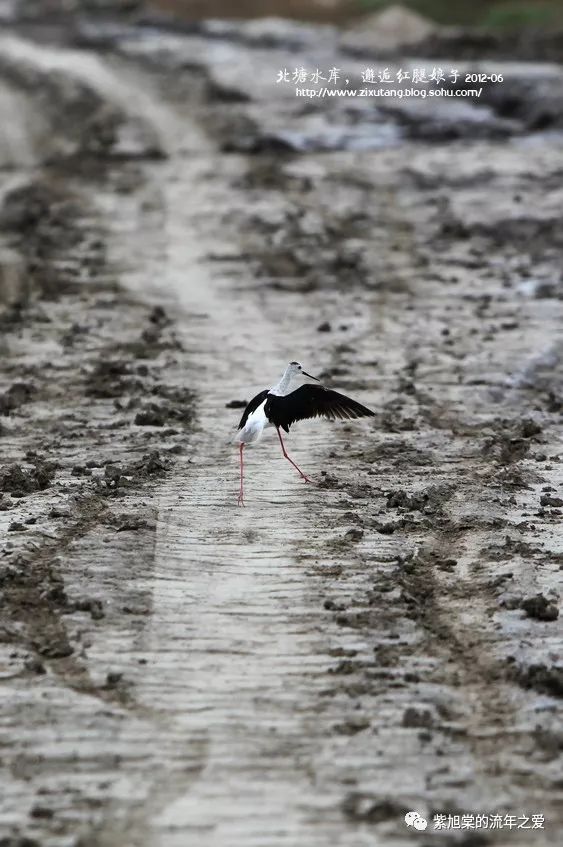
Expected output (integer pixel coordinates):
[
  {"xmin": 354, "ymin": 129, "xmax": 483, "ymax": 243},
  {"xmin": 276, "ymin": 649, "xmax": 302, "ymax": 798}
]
[{"xmin": 0, "ymin": 9, "xmax": 562, "ymax": 847}]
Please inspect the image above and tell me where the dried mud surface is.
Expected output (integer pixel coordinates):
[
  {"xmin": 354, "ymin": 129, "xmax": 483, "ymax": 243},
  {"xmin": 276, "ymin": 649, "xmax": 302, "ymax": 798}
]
[{"xmin": 0, "ymin": 8, "xmax": 562, "ymax": 847}]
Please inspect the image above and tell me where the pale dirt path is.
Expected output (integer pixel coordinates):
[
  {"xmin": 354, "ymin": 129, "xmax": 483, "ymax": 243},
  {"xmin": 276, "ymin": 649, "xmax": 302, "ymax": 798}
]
[
  {"xmin": 107, "ymin": 149, "xmax": 383, "ymax": 845},
  {"xmin": 0, "ymin": 37, "xmax": 384, "ymax": 846}
]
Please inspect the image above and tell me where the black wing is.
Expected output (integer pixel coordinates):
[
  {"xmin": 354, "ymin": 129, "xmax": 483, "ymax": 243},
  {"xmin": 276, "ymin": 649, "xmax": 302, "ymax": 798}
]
[
  {"xmin": 237, "ymin": 389, "xmax": 269, "ymax": 430},
  {"xmin": 265, "ymin": 385, "xmax": 375, "ymax": 432}
]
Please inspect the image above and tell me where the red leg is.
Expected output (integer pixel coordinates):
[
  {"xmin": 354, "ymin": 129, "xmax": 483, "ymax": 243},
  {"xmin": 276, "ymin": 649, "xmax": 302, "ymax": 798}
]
[
  {"xmin": 237, "ymin": 443, "xmax": 245, "ymax": 506},
  {"xmin": 276, "ymin": 427, "xmax": 314, "ymax": 484}
]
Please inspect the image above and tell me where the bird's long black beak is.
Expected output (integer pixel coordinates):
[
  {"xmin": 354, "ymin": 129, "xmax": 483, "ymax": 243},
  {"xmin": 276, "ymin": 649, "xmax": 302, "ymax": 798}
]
[{"xmin": 302, "ymin": 371, "xmax": 320, "ymax": 381}]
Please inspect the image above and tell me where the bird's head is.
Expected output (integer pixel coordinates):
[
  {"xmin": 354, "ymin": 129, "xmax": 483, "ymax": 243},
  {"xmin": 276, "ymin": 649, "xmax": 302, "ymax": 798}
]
[{"xmin": 286, "ymin": 361, "xmax": 320, "ymax": 386}]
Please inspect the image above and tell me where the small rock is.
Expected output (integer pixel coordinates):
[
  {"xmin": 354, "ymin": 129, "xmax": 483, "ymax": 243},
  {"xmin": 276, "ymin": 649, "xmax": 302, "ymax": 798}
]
[
  {"xmin": 521, "ymin": 594, "xmax": 559, "ymax": 621},
  {"xmin": 333, "ymin": 717, "xmax": 370, "ymax": 735},
  {"xmin": 0, "ymin": 461, "xmax": 55, "ymax": 497},
  {"xmin": 71, "ymin": 465, "xmax": 91, "ymax": 477},
  {"xmin": 24, "ymin": 657, "xmax": 46, "ymax": 674},
  {"xmin": 49, "ymin": 506, "xmax": 71, "ymax": 518},
  {"xmin": 324, "ymin": 598, "xmax": 346, "ymax": 612},
  {"xmin": 141, "ymin": 326, "xmax": 161, "ymax": 345},
  {"xmin": 345, "ymin": 528, "xmax": 364, "ymax": 542},
  {"xmin": 122, "ymin": 605, "xmax": 150, "ymax": 615},
  {"xmin": 402, "ymin": 707, "xmax": 434, "ymax": 728},
  {"xmin": 540, "ymin": 494, "xmax": 563, "ymax": 507},
  {"xmin": 37, "ymin": 639, "xmax": 73, "ymax": 659},
  {"xmin": 30, "ymin": 805, "xmax": 54, "ymax": 819},
  {"xmin": 342, "ymin": 792, "xmax": 405, "ymax": 823},
  {"xmin": 520, "ymin": 419, "xmax": 542, "ymax": 438},
  {"xmin": 374, "ymin": 521, "xmax": 397, "ymax": 535},
  {"xmin": 0, "ymin": 381, "xmax": 35, "ymax": 414},
  {"xmin": 75, "ymin": 598, "xmax": 105, "ymax": 620},
  {"xmin": 134, "ymin": 405, "xmax": 165, "ymax": 427},
  {"xmin": 136, "ymin": 451, "xmax": 168, "ymax": 476},
  {"xmin": 318, "ymin": 472, "xmax": 339, "ymax": 488},
  {"xmin": 317, "ymin": 321, "xmax": 331, "ymax": 332},
  {"xmin": 149, "ymin": 305, "xmax": 169, "ymax": 326},
  {"xmin": 436, "ymin": 558, "xmax": 457, "ymax": 572},
  {"xmin": 515, "ymin": 663, "xmax": 563, "ymax": 697}
]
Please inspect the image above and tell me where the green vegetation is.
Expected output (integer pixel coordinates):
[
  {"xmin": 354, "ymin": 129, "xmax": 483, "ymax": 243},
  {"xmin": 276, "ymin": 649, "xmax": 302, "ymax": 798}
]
[
  {"xmin": 481, "ymin": 2, "xmax": 562, "ymax": 29},
  {"xmin": 358, "ymin": 0, "xmax": 563, "ymax": 29}
]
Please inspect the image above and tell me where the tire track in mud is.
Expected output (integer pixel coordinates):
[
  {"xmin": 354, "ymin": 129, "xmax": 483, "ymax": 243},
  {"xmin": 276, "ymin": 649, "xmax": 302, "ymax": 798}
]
[
  {"xmin": 102, "ymin": 150, "xmax": 386, "ymax": 844},
  {"xmin": 308, "ymin": 317, "xmax": 562, "ymax": 842},
  {"xmin": 0, "ymin": 44, "xmax": 206, "ymax": 845},
  {"xmin": 234, "ymin": 145, "xmax": 563, "ymax": 837}
]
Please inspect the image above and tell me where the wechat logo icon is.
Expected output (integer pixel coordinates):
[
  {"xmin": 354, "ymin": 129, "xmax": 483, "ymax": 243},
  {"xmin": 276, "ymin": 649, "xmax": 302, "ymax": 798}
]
[{"xmin": 405, "ymin": 811, "xmax": 428, "ymax": 831}]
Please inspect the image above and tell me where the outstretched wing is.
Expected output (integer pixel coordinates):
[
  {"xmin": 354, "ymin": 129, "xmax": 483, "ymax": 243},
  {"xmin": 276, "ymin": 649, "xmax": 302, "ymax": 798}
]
[
  {"xmin": 237, "ymin": 389, "xmax": 269, "ymax": 430},
  {"xmin": 266, "ymin": 384, "xmax": 375, "ymax": 432}
]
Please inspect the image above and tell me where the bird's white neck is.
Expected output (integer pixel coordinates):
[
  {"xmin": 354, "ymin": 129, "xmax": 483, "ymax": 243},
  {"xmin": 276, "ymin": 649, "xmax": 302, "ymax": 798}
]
[{"xmin": 270, "ymin": 366, "xmax": 295, "ymax": 397}]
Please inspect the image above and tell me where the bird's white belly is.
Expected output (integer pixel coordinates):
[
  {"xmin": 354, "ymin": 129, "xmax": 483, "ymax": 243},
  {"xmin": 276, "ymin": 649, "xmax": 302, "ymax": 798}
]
[{"xmin": 237, "ymin": 401, "xmax": 270, "ymax": 444}]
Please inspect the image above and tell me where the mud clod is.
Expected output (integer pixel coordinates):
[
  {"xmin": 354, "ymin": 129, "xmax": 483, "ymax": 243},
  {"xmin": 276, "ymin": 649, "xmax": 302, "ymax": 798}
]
[
  {"xmin": 24, "ymin": 657, "xmax": 46, "ymax": 675},
  {"xmin": 402, "ymin": 707, "xmax": 434, "ymax": 728},
  {"xmin": 318, "ymin": 473, "xmax": 340, "ymax": 489},
  {"xmin": 540, "ymin": 494, "xmax": 563, "ymax": 507},
  {"xmin": 344, "ymin": 528, "xmax": 364, "ymax": 542},
  {"xmin": 149, "ymin": 305, "xmax": 170, "ymax": 326},
  {"xmin": 29, "ymin": 805, "xmax": 54, "ymax": 819},
  {"xmin": 0, "ymin": 383, "xmax": 35, "ymax": 415},
  {"xmin": 86, "ymin": 360, "xmax": 137, "ymax": 398},
  {"xmin": 333, "ymin": 717, "xmax": 370, "ymax": 735},
  {"xmin": 373, "ymin": 521, "xmax": 399, "ymax": 535},
  {"xmin": 324, "ymin": 598, "xmax": 346, "ymax": 612},
  {"xmin": 341, "ymin": 793, "xmax": 405, "ymax": 824},
  {"xmin": 520, "ymin": 594, "xmax": 559, "ymax": 622},
  {"xmin": 75, "ymin": 598, "xmax": 105, "ymax": 620},
  {"xmin": 514, "ymin": 663, "xmax": 563, "ymax": 698},
  {"xmin": 113, "ymin": 515, "xmax": 148, "ymax": 532},
  {"xmin": 386, "ymin": 485, "xmax": 450, "ymax": 512},
  {"xmin": 36, "ymin": 637, "xmax": 74, "ymax": 660},
  {"xmin": 0, "ymin": 463, "xmax": 55, "ymax": 497},
  {"xmin": 134, "ymin": 404, "xmax": 166, "ymax": 427}
]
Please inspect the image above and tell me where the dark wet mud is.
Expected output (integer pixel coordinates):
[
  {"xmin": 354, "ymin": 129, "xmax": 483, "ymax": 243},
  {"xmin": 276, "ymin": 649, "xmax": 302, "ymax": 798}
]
[{"xmin": 0, "ymin": 5, "xmax": 562, "ymax": 847}]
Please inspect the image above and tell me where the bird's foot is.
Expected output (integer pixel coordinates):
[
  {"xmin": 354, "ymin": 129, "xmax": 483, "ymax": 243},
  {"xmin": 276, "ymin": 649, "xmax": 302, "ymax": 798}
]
[
  {"xmin": 237, "ymin": 492, "xmax": 245, "ymax": 507},
  {"xmin": 300, "ymin": 473, "xmax": 315, "ymax": 485}
]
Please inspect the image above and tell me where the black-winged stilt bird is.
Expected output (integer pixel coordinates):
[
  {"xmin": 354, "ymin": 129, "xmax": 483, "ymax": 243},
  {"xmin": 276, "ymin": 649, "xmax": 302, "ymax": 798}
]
[{"xmin": 234, "ymin": 361, "xmax": 375, "ymax": 505}]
